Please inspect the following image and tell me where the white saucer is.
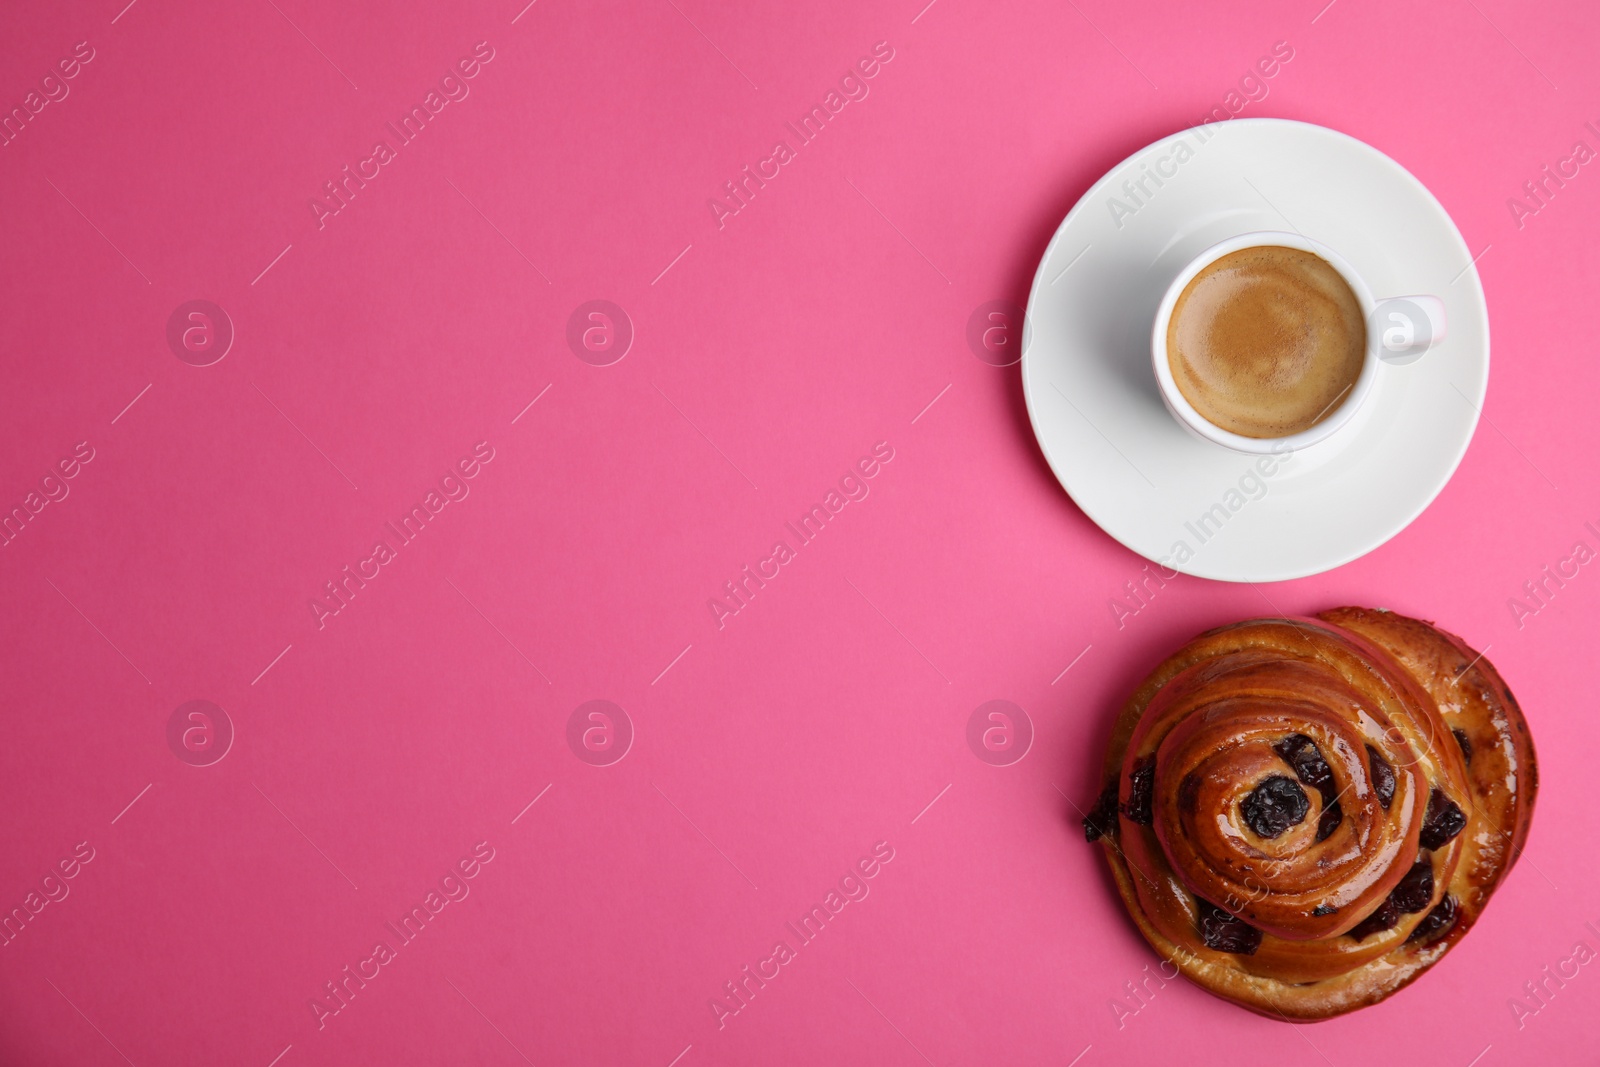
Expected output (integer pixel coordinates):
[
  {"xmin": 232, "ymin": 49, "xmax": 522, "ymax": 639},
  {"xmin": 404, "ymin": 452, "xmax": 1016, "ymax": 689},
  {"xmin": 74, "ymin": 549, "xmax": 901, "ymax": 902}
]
[{"xmin": 1021, "ymin": 118, "xmax": 1487, "ymax": 583}]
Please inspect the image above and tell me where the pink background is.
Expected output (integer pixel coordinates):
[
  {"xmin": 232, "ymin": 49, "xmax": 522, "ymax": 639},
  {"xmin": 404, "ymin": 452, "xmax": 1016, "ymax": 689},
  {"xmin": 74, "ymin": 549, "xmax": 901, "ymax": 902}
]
[{"xmin": 1, "ymin": 0, "xmax": 1596, "ymax": 1063}]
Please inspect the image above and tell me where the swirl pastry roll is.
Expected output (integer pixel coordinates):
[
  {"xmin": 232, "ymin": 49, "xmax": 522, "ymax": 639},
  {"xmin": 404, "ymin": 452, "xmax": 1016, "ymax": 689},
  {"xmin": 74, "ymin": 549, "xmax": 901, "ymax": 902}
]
[{"xmin": 1082, "ymin": 608, "xmax": 1536, "ymax": 1020}]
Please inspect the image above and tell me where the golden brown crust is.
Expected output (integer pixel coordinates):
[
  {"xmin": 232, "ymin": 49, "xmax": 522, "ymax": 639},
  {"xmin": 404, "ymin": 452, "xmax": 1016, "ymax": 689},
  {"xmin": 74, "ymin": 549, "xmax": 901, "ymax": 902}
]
[{"xmin": 1088, "ymin": 608, "xmax": 1537, "ymax": 1021}]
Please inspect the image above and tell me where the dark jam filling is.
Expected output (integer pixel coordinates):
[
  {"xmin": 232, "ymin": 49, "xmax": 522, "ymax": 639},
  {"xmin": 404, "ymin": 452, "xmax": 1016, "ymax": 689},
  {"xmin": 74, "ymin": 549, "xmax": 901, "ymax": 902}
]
[
  {"xmin": 1348, "ymin": 856, "xmax": 1437, "ymax": 941},
  {"xmin": 1419, "ymin": 788, "xmax": 1467, "ymax": 850},
  {"xmin": 1407, "ymin": 895, "xmax": 1459, "ymax": 943},
  {"xmin": 1240, "ymin": 775, "xmax": 1310, "ymax": 838},
  {"xmin": 1389, "ymin": 856, "xmax": 1435, "ymax": 914},
  {"xmin": 1082, "ymin": 781, "xmax": 1119, "ymax": 842},
  {"xmin": 1123, "ymin": 757, "xmax": 1156, "ymax": 826},
  {"xmin": 1196, "ymin": 899, "xmax": 1262, "ymax": 955},
  {"xmin": 1347, "ymin": 897, "xmax": 1400, "ymax": 942},
  {"xmin": 1177, "ymin": 771, "xmax": 1202, "ymax": 815},
  {"xmin": 1315, "ymin": 801, "xmax": 1343, "ymax": 843},
  {"xmin": 1273, "ymin": 734, "xmax": 1334, "ymax": 799},
  {"xmin": 1367, "ymin": 745, "xmax": 1396, "ymax": 811},
  {"xmin": 1273, "ymin": 734, "xmax": 1343, "ymax": 840}
]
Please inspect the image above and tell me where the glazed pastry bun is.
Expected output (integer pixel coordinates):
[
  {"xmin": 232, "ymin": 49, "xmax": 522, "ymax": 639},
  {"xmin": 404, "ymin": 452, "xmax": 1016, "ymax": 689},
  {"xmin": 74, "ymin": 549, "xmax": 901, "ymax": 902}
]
[{"xmin": 1082, "ymin": 608, "xmax": 1537, "ymax": 1020}]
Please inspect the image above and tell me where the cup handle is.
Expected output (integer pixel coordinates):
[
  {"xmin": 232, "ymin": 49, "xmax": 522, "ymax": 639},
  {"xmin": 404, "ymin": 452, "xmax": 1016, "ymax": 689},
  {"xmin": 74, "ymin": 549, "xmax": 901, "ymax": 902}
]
[{"xmin": 1373, "ymin": 295, "xmax": 1446, "ymax": 365}]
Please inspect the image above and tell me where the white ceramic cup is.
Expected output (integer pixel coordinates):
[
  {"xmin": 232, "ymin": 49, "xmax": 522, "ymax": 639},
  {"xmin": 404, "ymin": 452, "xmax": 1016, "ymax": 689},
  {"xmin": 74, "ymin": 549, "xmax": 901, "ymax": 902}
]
[{"xmin": 1151, "ymin": 231, "xmax": 1446, "ymax": 454}]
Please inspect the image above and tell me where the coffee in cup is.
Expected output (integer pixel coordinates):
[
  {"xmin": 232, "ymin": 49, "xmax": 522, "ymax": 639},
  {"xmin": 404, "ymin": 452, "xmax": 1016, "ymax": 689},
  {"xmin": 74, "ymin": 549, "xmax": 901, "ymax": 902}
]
[
  {"xmin": 1151, "ymin": 231, "xmax": 1448, "ymax": 455},
  {"xmin": 1165, "ymin": 245, "xmax": 1365, "ymax": 439}
]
